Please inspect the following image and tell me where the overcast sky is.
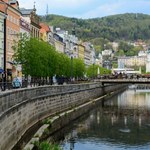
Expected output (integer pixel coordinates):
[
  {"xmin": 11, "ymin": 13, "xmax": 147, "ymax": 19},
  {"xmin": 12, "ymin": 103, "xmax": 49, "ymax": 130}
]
[{"xmin": 18, "ymin": 0, "xmax": 150, "ymax": 19}]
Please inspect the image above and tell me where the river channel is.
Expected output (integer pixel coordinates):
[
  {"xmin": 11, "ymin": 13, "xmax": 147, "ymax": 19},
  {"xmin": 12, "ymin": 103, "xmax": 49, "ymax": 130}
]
[{"xmin": 49, "ymin": 88, "xmax": 150, "ymax": 150}]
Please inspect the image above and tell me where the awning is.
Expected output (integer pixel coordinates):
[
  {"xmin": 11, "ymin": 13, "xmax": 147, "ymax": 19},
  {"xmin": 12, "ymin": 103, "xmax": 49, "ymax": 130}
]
[{"xmin": 0, "ymin": 68, "xmax": 4, "ymax": 73}]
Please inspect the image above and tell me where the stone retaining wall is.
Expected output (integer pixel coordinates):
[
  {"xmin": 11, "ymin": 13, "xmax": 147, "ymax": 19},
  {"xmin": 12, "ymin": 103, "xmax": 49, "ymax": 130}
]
[{"xmin": 0, "ymin": 83, "xmax": 126, "ymax": 150}]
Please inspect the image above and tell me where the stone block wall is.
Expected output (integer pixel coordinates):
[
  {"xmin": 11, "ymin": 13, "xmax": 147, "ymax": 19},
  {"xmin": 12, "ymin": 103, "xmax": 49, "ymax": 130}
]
[{"xmin": 0, "ymin": 83, "xmax": 126, "ymax": 150}]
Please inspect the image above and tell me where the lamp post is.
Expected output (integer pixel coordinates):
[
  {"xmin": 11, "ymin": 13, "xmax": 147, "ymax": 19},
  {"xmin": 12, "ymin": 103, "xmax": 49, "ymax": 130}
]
[
  {"xmin": 0, "ymin": 1, "xmax": 8, "ymax": 91},
  {"xmin": 70, "ymin": 55, "xmax": 73, "ymax": 82},
  {"xmin": 65, "ymin": 50, "xmax": 73, "ymax": 82},
  {"xmin": 92, "ymin": 63, "xmax": 94, "ymax": 79}
]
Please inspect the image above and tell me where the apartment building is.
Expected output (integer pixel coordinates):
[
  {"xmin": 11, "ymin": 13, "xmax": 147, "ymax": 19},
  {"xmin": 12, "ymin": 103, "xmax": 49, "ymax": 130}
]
[
  {"xmin": 55, "ymin": 29, "xmax": 78, "ymax": 58},
  {"xmin": 118, "ymin": 56, "xmax": 146, "ymax": 68},
  {"xmin": 78, "ymin": 43, "xmax": 85, "ymax": 60},
  {"xmin": 53, "ymin": 33, "xmax": 65, "ymax": 53},
  {"xmin": 0, "ymin": 11, "xmax": 5, "ymax": 70},
  {"xmin": 20, "ymin": 5, "xmax": 41, "ymax": 39},
  {"xmin": 20, "ymin": 16, "xmax": 30, "ymax": 36},
  {"xmin": 40, "ymin": 23, "xmax": 51, "ymax": 42},
  {"xmin": 83, "ymin": 42, "xmax": 95, "ymax": 66},
  {"xmin": 0, "ymin": 0, "xmax": 20, "ymax": 79}
]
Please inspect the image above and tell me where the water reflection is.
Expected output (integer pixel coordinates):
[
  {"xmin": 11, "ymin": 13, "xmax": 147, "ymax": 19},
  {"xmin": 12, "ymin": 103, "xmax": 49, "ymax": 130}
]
[{"xmin": 49, "ymin": 89, "xmax": 150, "ymax": 150}]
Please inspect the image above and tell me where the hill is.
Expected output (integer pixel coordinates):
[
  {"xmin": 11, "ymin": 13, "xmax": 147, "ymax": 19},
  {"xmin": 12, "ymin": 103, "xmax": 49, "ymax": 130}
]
[{"xmin": 40, "ymin": 13, "xmax": 150, "ymax": 42}]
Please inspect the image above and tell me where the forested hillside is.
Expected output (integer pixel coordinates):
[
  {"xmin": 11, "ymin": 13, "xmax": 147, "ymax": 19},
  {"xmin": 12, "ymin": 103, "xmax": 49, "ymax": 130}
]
[{"xmin": 40, "ymin": 13, "xmax": 150, "ymax": 42}]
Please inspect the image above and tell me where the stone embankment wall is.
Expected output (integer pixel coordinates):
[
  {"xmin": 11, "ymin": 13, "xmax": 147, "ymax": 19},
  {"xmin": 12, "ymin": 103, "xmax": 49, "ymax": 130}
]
[{"xmin": 0, "ymin": 83, "xmax": 126, "ymax": 150}]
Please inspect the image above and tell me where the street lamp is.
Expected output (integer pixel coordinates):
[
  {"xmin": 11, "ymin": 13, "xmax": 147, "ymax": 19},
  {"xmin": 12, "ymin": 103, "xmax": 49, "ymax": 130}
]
[
  {"xmin": 92, "ymin": 63, "xmax": 94, "ymax": 79},
  {"xmin": 65, "ymin": 50, "xmax": 73, "ymax": 82},
  {"xmin": 70, "ymin": 55, "xmax": 73, "ymax": 82}
]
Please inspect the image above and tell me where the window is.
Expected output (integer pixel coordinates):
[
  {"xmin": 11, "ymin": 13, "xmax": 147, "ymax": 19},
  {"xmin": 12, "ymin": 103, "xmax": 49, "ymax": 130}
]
[
  {"xmin": 1, "ymin": 57, "xmax": 4, "ymax": 68},
  {"xmin": 2, "ymin": 41, "xmax": 4, "ymax": 49},
  {"xmin": 0, "ymin": 22, "xmax": 4, "ymax": 31},
  {"xmin": 13, "ymin": 18, "xmax": 15, "ymax": 24},
  {"xmin": 10, "ymin": 16, "xmax": 12, "ymax": 22},
  {"xmin": 7, "ymin": 15, "xmax": 9, "ymax": 21},
  {"xmin": 2, "ymin": 23, "xmax": 4, "ymax": 32},
  {"xmin": 17, "ymin": 19, "xmax": 19, "ymax": 25}
]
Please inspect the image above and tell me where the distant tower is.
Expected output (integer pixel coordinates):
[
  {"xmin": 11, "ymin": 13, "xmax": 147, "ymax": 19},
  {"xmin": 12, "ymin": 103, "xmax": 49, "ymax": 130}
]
[
  {"xmin": 46, "ymin": 4, "xmax": 48, "ymax": 21},
  {"xmin": 46, "ymin": 4, "xmax": 48, "ymax": 16}
]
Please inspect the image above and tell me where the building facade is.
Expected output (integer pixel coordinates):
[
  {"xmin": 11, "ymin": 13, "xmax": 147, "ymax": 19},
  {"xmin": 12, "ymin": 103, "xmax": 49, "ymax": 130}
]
[
  {"xmin": 40, "ymin": 23, "xmax": 51, "ymax": 42},
  {"xmin": 118, "ymin": 56, "xmax": 147, "ymax": 68},
  {"xmin": 78, "ymin": 43, "xmax": 85, "ymax": 60},
  {"xmin": 146, "ymin": 48, "xmax": 150, "ymax": 73},
  {"xmin": 0, "ymin": 11, "xmax": 5, "ymax": 70},
  {"xmin": 55, "ymin": 29, "xmax": 79, "ymax": 58},
  {"xmin": 3, "ymin": 0, "xmax": 21, "ymax": 79},
  {"xmin": 20, "ymin": 6, "xmax": 41, "ymax": 39},
  {"xmin": 20, "ymin": 16, "xmax": 30, "ymax": 36},
  {"xmin": 53, "ymin": 33, "xmax": 65, "ymax": 53},
  {"xmin": 83, "ymin": 42, "xmax": 95, "ymax": 66}
]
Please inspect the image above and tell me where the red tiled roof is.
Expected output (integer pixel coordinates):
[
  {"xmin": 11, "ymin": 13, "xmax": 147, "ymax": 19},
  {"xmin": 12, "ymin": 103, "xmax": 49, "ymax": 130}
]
[{"xmin": 40, "ymin": 23, "xmax": 50, "ymax": 32}]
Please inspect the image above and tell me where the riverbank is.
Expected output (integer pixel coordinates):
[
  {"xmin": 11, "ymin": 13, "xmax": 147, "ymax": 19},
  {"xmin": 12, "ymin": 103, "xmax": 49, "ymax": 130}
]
[
  {"xmin": 23, "ymin": 86, "xmax": 126, "ymax": 150},
  {"xmin": 0, "ymin": 82, "xmax": 127, "ymax": 150}
]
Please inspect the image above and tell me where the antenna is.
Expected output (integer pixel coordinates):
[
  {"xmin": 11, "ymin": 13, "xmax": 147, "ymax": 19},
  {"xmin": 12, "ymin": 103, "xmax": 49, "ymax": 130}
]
[{"xmin": 45, "ymin": 4, "xmax": 48, "ymax": 21}]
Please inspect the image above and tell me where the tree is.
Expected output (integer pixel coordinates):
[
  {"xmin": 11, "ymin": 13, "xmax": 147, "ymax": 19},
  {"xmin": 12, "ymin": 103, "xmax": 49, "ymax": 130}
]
[
  {"xmin": 13, "ymin": 35, "xmax": 86, "ymax": 82},
  {"xmin": 73, "ymin": 58, "xmax": 85, "ymax": 78},
  {"xmin": 86, "ymin": 64, "xmax": 111, "ymax": 78},
  {"xmin": 13, "ymin": 35, "xmax": 57, "ymax": 78}
]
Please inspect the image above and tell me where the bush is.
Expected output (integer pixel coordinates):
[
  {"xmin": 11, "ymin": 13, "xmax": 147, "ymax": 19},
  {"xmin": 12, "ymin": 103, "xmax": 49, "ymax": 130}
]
[{"xmin": 39, "ymin": 141, "xmax": 61, "ymax": 150}]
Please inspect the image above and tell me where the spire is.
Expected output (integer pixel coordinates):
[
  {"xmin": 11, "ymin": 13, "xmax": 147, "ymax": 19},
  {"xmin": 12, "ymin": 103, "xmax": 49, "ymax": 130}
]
[{"xmin": 33, "ymin": 1, "xmax": 36, "ymax": 13}]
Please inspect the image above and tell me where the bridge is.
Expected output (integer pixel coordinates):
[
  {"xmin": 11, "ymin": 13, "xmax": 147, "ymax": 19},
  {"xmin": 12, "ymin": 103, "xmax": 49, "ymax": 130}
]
[{"xmin": 95, "ymin": 78, "xmax": 150, "ymax": 85}]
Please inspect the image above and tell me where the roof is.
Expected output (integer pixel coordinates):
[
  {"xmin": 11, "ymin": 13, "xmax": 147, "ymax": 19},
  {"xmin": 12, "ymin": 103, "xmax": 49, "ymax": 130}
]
[
  {"xmin": 9, "ymin": 0, "xmax": 18, "ymax": 4},
  {"xmin": 40, "ymin": 23, "xmax": 50, "ymax": 32},
  {"xmin": 20, "ymin": 8, "xmax": 33, "ymax": 15}
]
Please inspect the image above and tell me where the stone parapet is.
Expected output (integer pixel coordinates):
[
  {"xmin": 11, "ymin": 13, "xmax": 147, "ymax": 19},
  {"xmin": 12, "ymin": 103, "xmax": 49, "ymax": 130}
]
[{"xmin": 0, "ymin": 83, "xmax": 126, "ymax": 150}]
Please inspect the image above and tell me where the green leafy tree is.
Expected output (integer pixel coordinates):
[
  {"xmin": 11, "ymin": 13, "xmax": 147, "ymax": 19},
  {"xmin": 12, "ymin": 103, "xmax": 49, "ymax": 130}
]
[
  {"xmin": 13, "ymin": 35, "xmax": 86, "ymax": 81},
  {"xmin": 73, "ymin": 58, "xmax": 85, "ymax": 78},
  {"xmin": 13, "ymin": 36, "xmax": 57, "ymax": 78},
  {"xmin": 86, "ymin": 64, "xmax": 111, "ymax": 78}
]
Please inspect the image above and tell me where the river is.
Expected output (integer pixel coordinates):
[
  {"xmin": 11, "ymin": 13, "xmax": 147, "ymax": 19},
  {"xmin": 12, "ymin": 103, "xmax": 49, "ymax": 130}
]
[{"xmin": 49, "ymin": 88, "xmax": 150, "ymax": 150}]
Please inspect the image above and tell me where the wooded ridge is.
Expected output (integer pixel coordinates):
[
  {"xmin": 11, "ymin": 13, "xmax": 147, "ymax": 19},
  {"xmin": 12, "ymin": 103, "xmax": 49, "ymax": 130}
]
[{"xmin": 40, "ymin": 13, "xmax": 150, "ymax": 42}]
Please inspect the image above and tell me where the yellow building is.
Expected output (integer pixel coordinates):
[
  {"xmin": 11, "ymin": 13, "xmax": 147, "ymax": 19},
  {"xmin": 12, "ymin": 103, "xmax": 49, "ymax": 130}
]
[
  {"xmin": 54, "ymin": 33, "xmax": 65, "ymax": 53},
  {"xmin": 78, "ymin": 44, "xmax": 85, "ymax": 60},
  {"xmin": 40, "ymin": 23, "xmax": 50, "ymax": 42}
]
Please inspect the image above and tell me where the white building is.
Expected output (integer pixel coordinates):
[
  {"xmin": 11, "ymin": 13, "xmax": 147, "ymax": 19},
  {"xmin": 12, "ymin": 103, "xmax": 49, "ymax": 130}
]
[
  {"xmin": 146, "ymin": 48, "xmax": 150, "ymax": 73},
  {"xmin": 118, "ymin": 56, "xmax": 146, "ymax": 67},
  {"xmin": 102, "ymin": 49, "xmax": 112, "ymax": 56},
  {"xmin": 95, "ymin": 53, "xmax": 102, "ymax": 66},
  {"xmin": 83, "ymin": 42, "xmax": 96, "ymax": 66},
  {"xmin": 138, "ymin": 50, "xmax": 147, "ymax": 57},
  {"xmin": 56, "ymin": 28, "xmax": 79, "ymax": 58},
  {"xmin": 111, "ymin": 42, "xmax": 118, "ymax": 51},
  {"xmin": 20, "ymin": 17, "xmax": 30, "ymax": 36}
]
